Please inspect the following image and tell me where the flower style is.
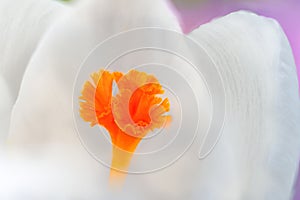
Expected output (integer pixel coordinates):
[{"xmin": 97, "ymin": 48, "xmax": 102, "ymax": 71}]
[{"xmin": 79, "ymin": 69, "xmax": 170, "ymax": 181}]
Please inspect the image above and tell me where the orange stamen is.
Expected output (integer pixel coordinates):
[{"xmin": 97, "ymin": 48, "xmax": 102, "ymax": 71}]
[{"xmin": 79, "ymin": 69, "xmax": 171, "ymax": 185}]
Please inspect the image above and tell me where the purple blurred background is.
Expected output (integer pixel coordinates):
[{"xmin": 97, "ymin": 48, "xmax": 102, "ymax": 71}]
[{"xmin": 168, "ymin": 0, "xmax": 300, "ymax": 199}]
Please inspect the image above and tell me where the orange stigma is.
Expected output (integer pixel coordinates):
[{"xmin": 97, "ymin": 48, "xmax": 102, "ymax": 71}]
[{"xmin": 79, "ymin": 69, "xmax": 171, "ymax": 184}]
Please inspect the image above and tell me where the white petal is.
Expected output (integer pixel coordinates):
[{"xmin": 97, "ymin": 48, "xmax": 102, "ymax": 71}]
[
  {"xmin": 187, "ymin": 11, "xmax": 299, "ymax": 199},
  {"xmin": 146, "ymin": 11, "xmax": 300, "ymax": 200},
  {"xmin": 131, "ymin": 11, "xmax": 300, "ymax": 200},
  {"xmin": 0, "ymin": 0, "xmax": 65, "ymax": 143},
  {"xmin": 8, "ymin": 0, "xmax": 180, "ymax": 142},
  {"xmin": 5, "ymin": 0, "xmax": 180, "ymax": 198}
]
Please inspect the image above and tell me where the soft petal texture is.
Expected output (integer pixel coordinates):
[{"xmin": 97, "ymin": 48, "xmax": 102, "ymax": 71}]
[
  {"xmin": 169, "ymin": 1, "xmax": 300, "ymax": 198},
  {"xmin": 8, "ymin": 0, "xmax": 179, "ymax": 145},
  {"xmin": 0, "ymin": 0, "xmax": 65, "ymax": 144},
  {"xmin": 169, "ymin": 0, "xmax": 300, "ymax": 93},
  {"xmin": 5, "ymin": 0, "xmax": 180, "ymax": 198},
  {"xmin": 187, "ymin": 11, "xmax": 300, "ymax": 199}
]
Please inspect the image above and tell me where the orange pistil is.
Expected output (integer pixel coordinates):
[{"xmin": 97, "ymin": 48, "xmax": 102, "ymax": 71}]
[{"xmin": 79, "ymin": 69, "xmax": 171, "ymax": 184}]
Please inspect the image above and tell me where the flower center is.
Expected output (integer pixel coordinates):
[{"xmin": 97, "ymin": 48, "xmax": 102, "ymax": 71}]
[{"xmin": 79, "ymin": 69, "xmax": 171, "ymax": 183}]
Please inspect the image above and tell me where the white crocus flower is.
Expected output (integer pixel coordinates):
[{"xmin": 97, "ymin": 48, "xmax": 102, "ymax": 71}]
[{"xmin": 1, "ymin": 0, "xmax": 299, "ymax": 199}]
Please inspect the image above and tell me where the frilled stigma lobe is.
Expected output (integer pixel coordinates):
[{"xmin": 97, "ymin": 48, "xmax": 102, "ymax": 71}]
[{"xmin": 79, "ymin": 69, "xmax": 171, "ymax": 181}]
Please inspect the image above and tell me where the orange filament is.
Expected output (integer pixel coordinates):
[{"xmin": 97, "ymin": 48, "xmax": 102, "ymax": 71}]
[{"xmin": 79, "ymin": 69, "xmax": 171, "ymax": 183}]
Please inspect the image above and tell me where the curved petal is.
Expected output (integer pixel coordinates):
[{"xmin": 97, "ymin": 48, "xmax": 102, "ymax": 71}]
[
  {"xmin": 188, "ymin": 11, "xmax": 300, "ymax": 199},
  {"xmin": 169, "ymin": 1, "xmax": 300, "ymax": 198},
  {"xmin": 6, "ymin": 0, "xmax": 180, "ymax": 198},
  {"xmin": 169, "ymin": 0, "xmax": 300, "ymax": 94},
  {"xmin": 8, "ymin": 0, "xmax": 180, "ymax": 143},
  {"xmin": 0, "ymin": 0, "xmax": 66, "ymax": 144}
]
